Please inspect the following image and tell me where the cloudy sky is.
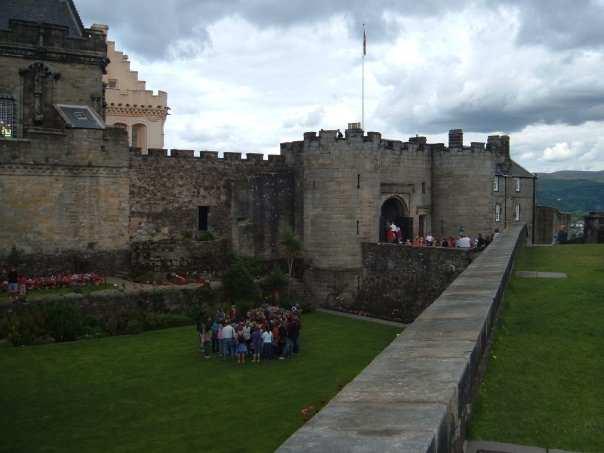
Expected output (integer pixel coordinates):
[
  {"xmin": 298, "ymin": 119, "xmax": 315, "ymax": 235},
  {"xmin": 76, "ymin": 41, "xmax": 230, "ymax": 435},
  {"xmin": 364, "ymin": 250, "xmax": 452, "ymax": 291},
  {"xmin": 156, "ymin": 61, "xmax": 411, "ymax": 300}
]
[{"xmin": 77, "ymin": 0, "xmax": 604, "ymax": 172}]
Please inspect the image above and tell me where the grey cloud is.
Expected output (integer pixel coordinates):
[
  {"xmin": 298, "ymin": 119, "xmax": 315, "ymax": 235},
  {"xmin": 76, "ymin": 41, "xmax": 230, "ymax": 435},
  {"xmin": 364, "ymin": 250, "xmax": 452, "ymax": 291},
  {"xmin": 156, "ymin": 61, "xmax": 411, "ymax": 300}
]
[
  {"xmin": 502, "ymin": 0, "xmax": 604, "ymax": 50},
  {"xmin": 76, "ymin": 0, "xmax": 458, "ymax": 59},
  {"xmin": 380, "ymin": 82, "xmax": 604, "ymax": 135}
]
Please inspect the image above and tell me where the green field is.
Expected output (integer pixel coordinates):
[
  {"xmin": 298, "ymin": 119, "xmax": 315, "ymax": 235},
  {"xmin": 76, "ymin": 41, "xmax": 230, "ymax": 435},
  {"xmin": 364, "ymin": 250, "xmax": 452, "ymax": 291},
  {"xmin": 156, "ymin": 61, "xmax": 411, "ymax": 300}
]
[
  {"xmin": 470, "ymin": 245, "xmax": 604, "ymax": 452},
  {"xmin": 0, "ymin": 311, "xmax": 400, "ymax": 453}
]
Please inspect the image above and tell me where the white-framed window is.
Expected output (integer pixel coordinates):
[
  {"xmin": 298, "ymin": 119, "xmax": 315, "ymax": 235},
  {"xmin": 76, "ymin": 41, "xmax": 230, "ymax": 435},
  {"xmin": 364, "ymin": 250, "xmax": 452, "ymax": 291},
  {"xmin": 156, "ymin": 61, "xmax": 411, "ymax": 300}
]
[
  {"xmin": 495, "ymin": 204, "xmax": 501, "ymax": 222},
  {"xmin": 515, "ymin": 177, "xmax": 521, "ymax": 192},
  {"xmin": 515, "ymin": 203, "xmax": 520, "ymax": 221},
  {"xmin": 493, "ymin": 176, "xmax": 500, "ymax": 192}
]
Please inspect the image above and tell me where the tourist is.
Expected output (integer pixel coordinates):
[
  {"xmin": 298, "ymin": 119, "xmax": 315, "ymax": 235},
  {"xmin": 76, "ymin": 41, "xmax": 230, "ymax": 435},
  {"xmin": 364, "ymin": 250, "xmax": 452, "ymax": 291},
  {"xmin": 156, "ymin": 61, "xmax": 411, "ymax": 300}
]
[
  {"xmin": 7, "ymin": 267, "xmax": 18, "ymax": 303},
  {"xmin": 216, "ymin": 322, "xmax": 224, "ymax": 356},
  {"xmin": 211, "ymin": 319, "xmax": 220, "ymax": 353},
  {"xmin": 425, "ymin": 233, "xmax": 434, "ymax": 246},
  {"xmin": 251, "ymin": 325, "xmax": 263, "ymax": 363},
  {"xmin": 476, "ymin": 233, "xmax": 486, "ymax": 250},
  {"xmin": 222, "ymin": 321, "xmax": 236, "ymax": 357},
  {"xmin": 261, "ymin": 326, "xmax": 273, "ymax": 360},
  {"xmin": 386, "ymin": 222, "xmax": 396, "ymax": 243},
  {"xmin": 448, "ymin": 236, "xmax": 456, "ymax": 248},
  {"xmin": 456, "ymin": 234, "xmax": 471, "ymax": 248},
  {"xmin": 493, "ymin": 228, "xmax": 501, "ymax": 239},
  {"xmin": 235, "ymin": 325, "xmax": 247, "ymax": 364},
  {"xmin": 272, "ymin": 321, "xmax": 281, "ymax": 358},
  {"xmin": 201, "ymin": 322, "xmax": 212, "ymax": 359},
  {"xmin": 394, "ymin": 224, "xmax": 402, "ymax": 243},
  {"xmin": 441, "ymin": 237, "xmax": 448, "ymax": 247}
]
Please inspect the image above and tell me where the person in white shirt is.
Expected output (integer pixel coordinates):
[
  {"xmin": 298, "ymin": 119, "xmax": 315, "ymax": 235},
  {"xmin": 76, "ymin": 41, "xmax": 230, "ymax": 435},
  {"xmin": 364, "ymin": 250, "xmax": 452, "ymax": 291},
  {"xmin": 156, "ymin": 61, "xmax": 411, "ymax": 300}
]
[
  {"xmin": 222, "ymin": 322, "xmax": 235, "ymax": 357},
  {"xmin": 261, "ymin": 328, "xmax": 273, "ymax": 360}
]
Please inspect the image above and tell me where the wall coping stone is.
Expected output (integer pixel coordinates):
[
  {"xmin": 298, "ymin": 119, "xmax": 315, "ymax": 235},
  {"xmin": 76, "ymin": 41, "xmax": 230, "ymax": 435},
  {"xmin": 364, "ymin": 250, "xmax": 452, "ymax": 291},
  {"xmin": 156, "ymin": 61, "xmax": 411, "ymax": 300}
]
[{"xmin": 277, "ymin": 225, "xmax": 527, "ymax": 453}]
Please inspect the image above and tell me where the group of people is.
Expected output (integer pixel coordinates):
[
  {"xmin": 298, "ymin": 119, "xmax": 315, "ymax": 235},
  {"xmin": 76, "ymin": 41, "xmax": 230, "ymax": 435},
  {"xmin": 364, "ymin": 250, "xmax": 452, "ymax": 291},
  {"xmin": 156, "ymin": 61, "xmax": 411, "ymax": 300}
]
[
  {"xmin": 197, "ymin": 304, "xmax": 302, "ymax": 364},
  {"xmin": 385, "ymin": 222, "xmax": 498, "ymax": 250}
]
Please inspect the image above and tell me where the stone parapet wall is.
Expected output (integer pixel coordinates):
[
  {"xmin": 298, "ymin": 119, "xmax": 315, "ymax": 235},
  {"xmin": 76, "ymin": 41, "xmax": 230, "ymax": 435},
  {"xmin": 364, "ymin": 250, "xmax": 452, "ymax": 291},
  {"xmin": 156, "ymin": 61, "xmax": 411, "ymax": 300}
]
[
  {"xmin": 357, "ymin": 244, "xmax": 475, "ymax": 322},
  {"xmin": 0, "ymin": 249, "xmax": 129, "ymax": 277},
  {"xmin": 130, "ymin": 239, "xmax": 228, "ymax": 274},
  {"xmin": 278, "ymin": 225, "xmax": 527, "ymax": 453}
]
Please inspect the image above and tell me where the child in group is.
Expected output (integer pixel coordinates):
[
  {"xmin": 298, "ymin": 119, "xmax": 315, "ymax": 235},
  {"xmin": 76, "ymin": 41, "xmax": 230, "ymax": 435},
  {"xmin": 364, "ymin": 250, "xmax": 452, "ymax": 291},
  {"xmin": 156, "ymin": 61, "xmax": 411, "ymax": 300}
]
[
  {"xmin": 235, "ymin": 326, "xmax": 247, "ymax": 364},
  {"xmin": 201, "ymin": 323, "xmax": 212, "ymax": 359}
]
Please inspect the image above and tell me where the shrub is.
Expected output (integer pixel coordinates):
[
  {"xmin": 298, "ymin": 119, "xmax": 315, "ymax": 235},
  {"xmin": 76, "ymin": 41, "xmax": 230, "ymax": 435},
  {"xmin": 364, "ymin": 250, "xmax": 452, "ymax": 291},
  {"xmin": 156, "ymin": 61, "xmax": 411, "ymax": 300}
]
[
  {"xmin": 223, "ymin": 259, "xmax": 260, "ymax": 302},
  {"xmin": 143, "ymin": 312, "xmax": 192, "ymax": 330},
  {"xmin": 45, "ymin": 302, "xmax": 85, "ymax": 342},
  {"xmin": 6, "ymin": 305, "xmax": 48, "ymax": 346},
  {"xmin": 197, "ymin": 231, "xmax": 216, "ymax": 241}
]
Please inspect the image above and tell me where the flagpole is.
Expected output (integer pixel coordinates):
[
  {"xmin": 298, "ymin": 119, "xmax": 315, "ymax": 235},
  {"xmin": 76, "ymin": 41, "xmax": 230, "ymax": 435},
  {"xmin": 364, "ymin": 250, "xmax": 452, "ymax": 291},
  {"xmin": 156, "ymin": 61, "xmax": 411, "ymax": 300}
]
[{"xmin": 362, "ymin": 24, "xmax": 365, "ymax": 130}]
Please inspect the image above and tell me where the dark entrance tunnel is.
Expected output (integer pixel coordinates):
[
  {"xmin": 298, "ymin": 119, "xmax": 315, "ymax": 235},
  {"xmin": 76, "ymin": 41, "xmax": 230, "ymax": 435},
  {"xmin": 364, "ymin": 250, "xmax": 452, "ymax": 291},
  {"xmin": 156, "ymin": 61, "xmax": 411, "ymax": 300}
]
[{"xmin": 379, "ymin": 197, "xmax": 413, "ymax": 242}]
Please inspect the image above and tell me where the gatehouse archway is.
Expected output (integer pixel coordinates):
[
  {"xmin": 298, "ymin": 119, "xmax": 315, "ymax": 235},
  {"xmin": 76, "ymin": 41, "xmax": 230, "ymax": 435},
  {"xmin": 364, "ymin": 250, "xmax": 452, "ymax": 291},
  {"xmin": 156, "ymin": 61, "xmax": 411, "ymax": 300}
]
[{"xmin": 379, "ymin": 197, "xmax": 413, "ymax": 242}]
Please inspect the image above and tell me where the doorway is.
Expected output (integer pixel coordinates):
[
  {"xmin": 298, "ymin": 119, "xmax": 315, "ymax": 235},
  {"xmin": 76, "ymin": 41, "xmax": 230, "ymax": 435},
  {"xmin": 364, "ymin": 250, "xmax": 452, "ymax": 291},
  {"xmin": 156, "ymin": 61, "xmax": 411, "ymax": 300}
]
[{"xmin": 379, "ymin": 197, "xmax": 412, "ymax": 242}]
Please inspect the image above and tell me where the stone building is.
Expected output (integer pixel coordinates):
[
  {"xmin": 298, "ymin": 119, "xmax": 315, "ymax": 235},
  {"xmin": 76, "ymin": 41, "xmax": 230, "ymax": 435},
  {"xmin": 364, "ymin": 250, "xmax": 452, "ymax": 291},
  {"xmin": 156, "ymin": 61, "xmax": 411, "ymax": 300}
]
[
  {"xmin": 280, "ymin": 125, "xmax": 536, "ymax": 300},
  {"xmin": 535, "ymin": 205, "xmax": 571, "ymax": 244},
  {"xmin": 0, "ymin": 0, "xmax": 537, "ymax": 301},
  {"xmin": 584, "ymin": 212, "xmax": 604, "ymax": 243},
  {"xmin": 0, "ymin": 0, "xmax": 130, "ymax": 271},
  {"xmin": 92, "ymin": 24, "xmax": 169, "ymax": 152}
]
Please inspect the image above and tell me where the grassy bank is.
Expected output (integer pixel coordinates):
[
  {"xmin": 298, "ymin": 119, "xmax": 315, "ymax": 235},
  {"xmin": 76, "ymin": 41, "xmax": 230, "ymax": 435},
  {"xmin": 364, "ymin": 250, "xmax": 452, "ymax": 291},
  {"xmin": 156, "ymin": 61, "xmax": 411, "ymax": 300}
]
[{"xmin": 470, "ymin": 245, "xmax": 604, "ymax": 452}]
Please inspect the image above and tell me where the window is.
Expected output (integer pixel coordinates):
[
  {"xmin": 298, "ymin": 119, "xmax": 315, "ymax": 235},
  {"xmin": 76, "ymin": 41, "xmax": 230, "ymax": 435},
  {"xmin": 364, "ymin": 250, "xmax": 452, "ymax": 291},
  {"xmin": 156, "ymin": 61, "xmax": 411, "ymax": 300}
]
[
  {"xmin": 495, "ymin": 204, "xmax": 501, "ymax": 222},
  {"xmin": 131, "ymin": 123, "xmax": 147, "ymax": 149},
  {"xmin": 0, "ymin": 95, "xmax": 16, "ymax": 138},
  {"xmin": 515, "ymin": 203, "xmax": 520, "ymax": 221},
  {"xmin": 357, "ymin": 174, "xmax": 360, "ymax": 189},
  {"xmin": 421, "ymin": 182, "xmax": 426, "ymax": 194},
  {"xmin": 515, "ymin": 177, "xmax": 521, "ymax": 192},
  {"xmin": 356, "ymin": 220, "xmax": 359, "ymax": 235},
  {"xmin": 493, "ymin": 176, "xmax": 500, "ymax": 192},
  {"xmin": 198, "ymin": 206, "xmax": 209, "ymax": 231},
  {"xmin": 108, "ymin": 79, "xmax": 118, "ymax": 88}
]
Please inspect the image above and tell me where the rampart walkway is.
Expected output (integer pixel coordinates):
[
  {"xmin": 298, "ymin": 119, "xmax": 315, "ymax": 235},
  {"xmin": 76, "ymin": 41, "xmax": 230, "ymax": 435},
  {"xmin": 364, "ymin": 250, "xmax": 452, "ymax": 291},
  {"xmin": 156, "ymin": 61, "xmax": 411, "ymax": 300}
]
[{"xmin": 278, "ymin": 225, "xmax": 527, "ymax": 453}]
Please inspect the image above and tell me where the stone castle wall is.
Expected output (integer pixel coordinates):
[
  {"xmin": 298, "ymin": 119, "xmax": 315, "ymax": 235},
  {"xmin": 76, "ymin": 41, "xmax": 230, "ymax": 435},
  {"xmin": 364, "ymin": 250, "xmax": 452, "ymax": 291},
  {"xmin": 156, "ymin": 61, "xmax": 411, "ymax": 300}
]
[
  {"xmin": 281, "ymin": 130, "xmax": 432, "ymax": 272},
  {"xmin": 0, "ymin": 128, "xmax": 130, "ymax": 256},
  {"xmin": 431, "ymin": 145, "xmax": 499, "ymax": 239},
  {"xmin": 129, "ymin": 150, "xmax": 295, "ymax": 260},
  {"xmin": 357, "ymin": 243, "xmax": 475, "ymax": 323}
]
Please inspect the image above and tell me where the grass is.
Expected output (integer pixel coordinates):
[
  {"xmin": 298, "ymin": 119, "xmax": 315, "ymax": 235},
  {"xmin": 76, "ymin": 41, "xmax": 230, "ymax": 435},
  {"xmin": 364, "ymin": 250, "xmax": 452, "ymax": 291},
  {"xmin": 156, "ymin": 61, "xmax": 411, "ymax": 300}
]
[
  {"xmin": 0, "ymin": 283, "xmax": 113, "ymax": 304},
  {"xmin": 469, "ymin": 245, "xmax": 604, "ymax": 452},
  {"xmin": 0, "ymin": 311, "xmax": 401, "ymax": 453}
]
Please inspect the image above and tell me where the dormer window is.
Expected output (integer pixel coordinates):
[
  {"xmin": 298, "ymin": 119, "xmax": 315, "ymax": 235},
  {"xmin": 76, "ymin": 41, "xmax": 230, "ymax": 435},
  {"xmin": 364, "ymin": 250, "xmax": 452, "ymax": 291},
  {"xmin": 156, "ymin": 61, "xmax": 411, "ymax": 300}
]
[{"xmin": 515, "ymin": 177, "xmax": 521, "ymax": 192}]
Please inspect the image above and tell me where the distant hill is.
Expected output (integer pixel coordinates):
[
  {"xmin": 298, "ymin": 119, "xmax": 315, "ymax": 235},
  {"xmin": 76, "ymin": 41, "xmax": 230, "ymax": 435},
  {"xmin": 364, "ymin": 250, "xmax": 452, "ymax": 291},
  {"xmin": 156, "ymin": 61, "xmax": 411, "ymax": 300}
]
[{"xmin": 536, "ymin": 171, "xmax": 604, "ymax": 213}]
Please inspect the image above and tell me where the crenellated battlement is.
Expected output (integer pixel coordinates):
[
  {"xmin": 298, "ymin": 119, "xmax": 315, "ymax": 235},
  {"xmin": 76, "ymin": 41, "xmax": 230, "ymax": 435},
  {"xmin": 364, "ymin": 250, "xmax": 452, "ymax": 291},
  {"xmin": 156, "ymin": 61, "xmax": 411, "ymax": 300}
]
[
  {"xmin": 129, "ymin": 148, "xmax": 287, "ymax": 166},
  {"xmin": 280, "ymin": 126, "xmax": 510, "ymax": 159}
]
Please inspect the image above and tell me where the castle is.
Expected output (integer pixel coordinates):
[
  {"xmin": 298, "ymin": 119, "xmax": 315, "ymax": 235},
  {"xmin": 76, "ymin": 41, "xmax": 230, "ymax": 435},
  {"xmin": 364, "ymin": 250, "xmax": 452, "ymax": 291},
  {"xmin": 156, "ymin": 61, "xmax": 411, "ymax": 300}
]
[{"xmin": 0, "ymin": 1, "xmax": 536, "ymax": 303}]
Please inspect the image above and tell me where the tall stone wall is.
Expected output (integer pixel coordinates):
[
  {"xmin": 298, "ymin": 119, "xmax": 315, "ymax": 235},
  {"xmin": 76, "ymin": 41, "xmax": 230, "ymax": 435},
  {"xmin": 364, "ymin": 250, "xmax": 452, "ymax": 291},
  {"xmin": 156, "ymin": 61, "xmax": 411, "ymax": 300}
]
[
  {"xmin": 0, "ymin": 128, "xmax": 130, "ymax": 257},
  {"xmin": 129, "ymin": 151, "xmax": 295, "ymax": 260},
  {"xmin": 431, "ymin": 145, "xmax": 499, "ymax": 239},
  {"xmin": 356, "ymin": 244, "xmax": 475, "ymax": 323}
]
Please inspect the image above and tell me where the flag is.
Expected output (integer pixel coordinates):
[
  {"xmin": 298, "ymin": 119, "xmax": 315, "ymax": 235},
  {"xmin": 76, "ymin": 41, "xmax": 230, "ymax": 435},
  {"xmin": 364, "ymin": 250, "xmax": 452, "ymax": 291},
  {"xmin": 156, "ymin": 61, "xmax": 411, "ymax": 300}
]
[{"xmin": 363, "ymin": 27, "xmax": 367, "ymax": 56}]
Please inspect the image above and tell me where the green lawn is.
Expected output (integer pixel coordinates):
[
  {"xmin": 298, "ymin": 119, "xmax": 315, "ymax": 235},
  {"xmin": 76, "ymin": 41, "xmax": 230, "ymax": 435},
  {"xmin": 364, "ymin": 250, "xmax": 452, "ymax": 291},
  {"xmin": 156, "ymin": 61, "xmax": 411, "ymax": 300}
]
[
  {"xmin": 0, "ymin": 312, "xmax": 400, "ymax": 453},
  {"xmin": 470, "ymin": 245, "xmax": 604, "ymax": 452}
]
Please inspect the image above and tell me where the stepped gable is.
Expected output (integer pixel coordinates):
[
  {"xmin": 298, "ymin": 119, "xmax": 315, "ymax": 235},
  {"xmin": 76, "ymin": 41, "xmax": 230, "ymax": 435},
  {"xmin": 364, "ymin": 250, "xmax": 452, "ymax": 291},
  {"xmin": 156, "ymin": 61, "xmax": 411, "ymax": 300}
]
[{"xmin": 0, "ymin": 0, "xmax": 84, "ymax": 37}]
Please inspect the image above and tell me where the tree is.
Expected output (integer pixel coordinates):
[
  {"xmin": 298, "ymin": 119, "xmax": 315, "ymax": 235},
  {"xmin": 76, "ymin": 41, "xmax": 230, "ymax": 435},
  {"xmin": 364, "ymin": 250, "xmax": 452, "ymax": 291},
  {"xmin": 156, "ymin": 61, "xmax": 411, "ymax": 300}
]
[{"xmin": 280, "ymin": 228, "xmax": 303, "ymax": 297}]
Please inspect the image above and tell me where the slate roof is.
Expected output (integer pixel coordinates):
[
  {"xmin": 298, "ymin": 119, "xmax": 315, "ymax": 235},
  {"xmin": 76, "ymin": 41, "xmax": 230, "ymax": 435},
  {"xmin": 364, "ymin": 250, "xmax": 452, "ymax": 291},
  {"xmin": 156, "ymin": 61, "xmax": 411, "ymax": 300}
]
[
  {"xmin": 496, "ymin": 160, "xmax": 535, "ymax": 178},
  {"xmin": 0, "ymin": 0, "xmax": 84, "ymax": 37}
]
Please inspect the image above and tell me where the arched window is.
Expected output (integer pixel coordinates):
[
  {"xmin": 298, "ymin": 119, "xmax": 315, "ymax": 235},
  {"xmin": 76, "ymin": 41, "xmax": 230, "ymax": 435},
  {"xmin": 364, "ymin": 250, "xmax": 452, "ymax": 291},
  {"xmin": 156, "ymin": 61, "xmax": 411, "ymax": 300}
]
[
  {"xmin": 113, "ymin": 122, "xmax": 127, "ymax": 130},
  {"xmin": 515, "ymin": 203, "xmax": 520, "ymax": 221},
  {"xmin": 0, "ymin": 95, "xmax": 16, "ymax": 138},
  {"xmin": 495, "ymin": 204, "xmax": 501, "ymax": 222},
  {"xmin": 131, "ymin": 123, "xmax": 147, "ymax": 149}
]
